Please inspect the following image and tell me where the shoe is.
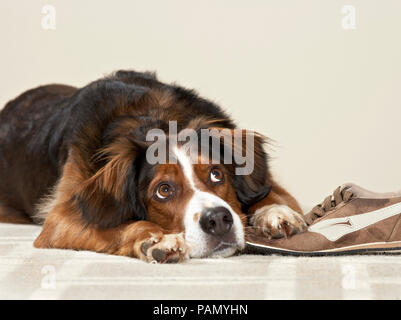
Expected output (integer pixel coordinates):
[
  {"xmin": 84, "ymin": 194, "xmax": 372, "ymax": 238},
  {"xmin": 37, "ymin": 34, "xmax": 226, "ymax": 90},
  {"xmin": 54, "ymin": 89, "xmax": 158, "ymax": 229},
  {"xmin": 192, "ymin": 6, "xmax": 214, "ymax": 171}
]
[{"xmin": 245, "ymin": 183, "xmax": 401, "ymax": 256}]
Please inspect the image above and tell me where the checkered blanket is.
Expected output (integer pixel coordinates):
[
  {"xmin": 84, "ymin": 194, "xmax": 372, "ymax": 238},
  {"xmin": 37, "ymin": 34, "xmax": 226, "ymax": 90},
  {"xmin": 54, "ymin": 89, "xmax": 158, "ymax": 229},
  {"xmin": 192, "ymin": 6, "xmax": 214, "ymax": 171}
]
[{"xmin": 1, "ymin": 223, "xmax": 400, "ymax": 299}]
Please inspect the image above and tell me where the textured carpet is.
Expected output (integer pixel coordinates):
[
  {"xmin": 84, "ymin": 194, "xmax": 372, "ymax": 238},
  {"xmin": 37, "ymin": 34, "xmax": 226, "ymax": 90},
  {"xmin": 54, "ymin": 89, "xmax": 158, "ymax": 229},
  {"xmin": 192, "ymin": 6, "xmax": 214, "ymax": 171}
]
[{"xmin": 1, "ymin": 223, "xmax": 401, "ymax": 300}]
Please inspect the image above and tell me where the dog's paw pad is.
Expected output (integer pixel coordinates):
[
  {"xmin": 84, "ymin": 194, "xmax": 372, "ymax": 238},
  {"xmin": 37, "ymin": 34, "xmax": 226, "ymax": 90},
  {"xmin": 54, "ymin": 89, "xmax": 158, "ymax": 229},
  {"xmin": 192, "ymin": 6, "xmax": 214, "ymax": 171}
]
[
  {"xmin": 140, "ymin": 233, "xmax": 190, "ymax": 263},
  {"xmin": 151, "ymin": 248, "xmax": 167, "ymax": 262}
]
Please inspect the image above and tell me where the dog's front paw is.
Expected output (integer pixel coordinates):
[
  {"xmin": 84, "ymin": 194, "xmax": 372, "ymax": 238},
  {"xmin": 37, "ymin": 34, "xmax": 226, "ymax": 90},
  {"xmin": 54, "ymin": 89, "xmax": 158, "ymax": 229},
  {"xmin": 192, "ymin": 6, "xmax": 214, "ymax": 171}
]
[
  {"xmin": 250, "ymin": 205, "xmax": 307, "ymax": 239},
  {"xmin": 138, "ymin": 233, "xmax": 190, "ymax": 263}
]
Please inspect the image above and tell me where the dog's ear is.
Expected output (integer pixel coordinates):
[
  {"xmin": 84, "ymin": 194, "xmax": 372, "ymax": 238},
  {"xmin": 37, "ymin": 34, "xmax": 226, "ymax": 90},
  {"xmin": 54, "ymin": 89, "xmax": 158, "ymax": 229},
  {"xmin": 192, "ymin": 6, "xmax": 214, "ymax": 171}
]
[
  {"xmin": 231, "ymin": 131, "xmax": 272, "ymax": 213},
  {"xmin": 71, "ymin": 133, "xmax": 148, "ymax": 229},
  {"xmin": 60, "ymin": 79, "xmax": 155, "ymax": 228},
  {"xmin": 207, "ymin": 128, "xmax": 272, "ymax": 213}
]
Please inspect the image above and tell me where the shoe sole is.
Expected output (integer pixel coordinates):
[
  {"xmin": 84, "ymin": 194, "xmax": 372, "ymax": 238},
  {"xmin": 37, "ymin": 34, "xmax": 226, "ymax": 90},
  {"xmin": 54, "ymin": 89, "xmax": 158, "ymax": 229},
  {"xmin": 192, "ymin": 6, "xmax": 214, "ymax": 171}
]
[{"xmin": 245, "ymin": 240, "xmax": 401, "ymax": 256}]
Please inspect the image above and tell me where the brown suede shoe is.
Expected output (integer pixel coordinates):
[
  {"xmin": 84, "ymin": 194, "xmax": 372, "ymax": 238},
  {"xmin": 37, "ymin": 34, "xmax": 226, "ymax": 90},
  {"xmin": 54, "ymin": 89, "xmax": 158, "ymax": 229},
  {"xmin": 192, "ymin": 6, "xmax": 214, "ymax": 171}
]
[{"xmin": 245, "ymin": 183, "xmax": 401, "ymax": 255}]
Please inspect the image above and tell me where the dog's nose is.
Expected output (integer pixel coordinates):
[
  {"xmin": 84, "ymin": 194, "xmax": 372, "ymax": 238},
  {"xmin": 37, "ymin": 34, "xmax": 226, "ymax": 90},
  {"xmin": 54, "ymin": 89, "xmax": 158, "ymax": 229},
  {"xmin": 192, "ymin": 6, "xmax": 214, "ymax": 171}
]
[{"xmin": 200, "ymin": 207, "xmax": 233, "ymax": 236}]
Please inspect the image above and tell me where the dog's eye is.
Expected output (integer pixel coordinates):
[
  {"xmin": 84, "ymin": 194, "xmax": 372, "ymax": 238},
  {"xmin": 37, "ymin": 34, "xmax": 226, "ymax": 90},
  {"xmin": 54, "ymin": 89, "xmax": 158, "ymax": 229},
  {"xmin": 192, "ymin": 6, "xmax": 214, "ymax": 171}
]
[
  {"xmin": 210, "ymin": 168, "xmax": 224, "ymax": 184},
  {"xmin": 155, "ymin": 183, "xmax": 174, "ymax": 200}
]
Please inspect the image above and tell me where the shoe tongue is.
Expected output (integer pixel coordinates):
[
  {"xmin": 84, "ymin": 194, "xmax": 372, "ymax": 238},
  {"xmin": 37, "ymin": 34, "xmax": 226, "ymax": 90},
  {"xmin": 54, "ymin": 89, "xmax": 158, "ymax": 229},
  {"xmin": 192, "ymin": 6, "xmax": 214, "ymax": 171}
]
[
  {"xmin": 340, "ymin": 183, "xmax": 363, "ymax": 197},
  {"xmin": 340, "ymin": 183, "xmax": 401, "ymax": 199}
]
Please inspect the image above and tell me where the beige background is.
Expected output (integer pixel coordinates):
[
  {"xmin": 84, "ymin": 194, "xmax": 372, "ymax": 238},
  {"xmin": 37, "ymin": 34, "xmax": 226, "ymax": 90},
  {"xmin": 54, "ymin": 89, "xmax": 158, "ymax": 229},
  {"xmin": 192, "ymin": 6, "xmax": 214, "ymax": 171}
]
[{"xmin": 0, "ymin": 0, "xmax": 400, "ymax": 208}]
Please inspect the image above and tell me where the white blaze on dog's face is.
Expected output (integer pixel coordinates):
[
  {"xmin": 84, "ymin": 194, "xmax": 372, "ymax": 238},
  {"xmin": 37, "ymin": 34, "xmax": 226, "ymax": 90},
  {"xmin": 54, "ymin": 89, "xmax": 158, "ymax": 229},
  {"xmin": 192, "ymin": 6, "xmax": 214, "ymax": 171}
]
[
  {"xmin": 144, "ymin": 146, "xmax": 246, "ymax": 258},
  {"xmin": 175, "ymin": 147, "xmax": 245, "ymax": 258}
]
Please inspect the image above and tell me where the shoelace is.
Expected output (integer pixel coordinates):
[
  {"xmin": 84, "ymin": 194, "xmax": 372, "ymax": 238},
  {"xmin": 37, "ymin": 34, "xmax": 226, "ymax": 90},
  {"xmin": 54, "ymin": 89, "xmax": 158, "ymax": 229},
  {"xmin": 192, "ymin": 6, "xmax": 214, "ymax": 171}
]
[{"xmin": 305, "ymin": 186, "xmax": 354, "ymax": 225}]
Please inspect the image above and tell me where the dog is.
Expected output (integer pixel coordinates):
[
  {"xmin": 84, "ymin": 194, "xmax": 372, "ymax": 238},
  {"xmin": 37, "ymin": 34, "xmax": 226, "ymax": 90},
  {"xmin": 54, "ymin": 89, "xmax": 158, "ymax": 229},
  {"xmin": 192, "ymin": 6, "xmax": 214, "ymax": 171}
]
[{"xmin": 0, "ymin": 70, "xmax": 306, "ymax": 263}]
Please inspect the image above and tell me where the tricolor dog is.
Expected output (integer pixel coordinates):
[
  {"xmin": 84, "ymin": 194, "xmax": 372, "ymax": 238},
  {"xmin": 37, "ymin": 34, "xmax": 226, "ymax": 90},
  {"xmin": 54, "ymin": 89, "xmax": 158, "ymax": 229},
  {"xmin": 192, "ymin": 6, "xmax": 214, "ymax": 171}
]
[{"xmin": 0, "ymin": 70, "xmax": 306, "ymax": 263}]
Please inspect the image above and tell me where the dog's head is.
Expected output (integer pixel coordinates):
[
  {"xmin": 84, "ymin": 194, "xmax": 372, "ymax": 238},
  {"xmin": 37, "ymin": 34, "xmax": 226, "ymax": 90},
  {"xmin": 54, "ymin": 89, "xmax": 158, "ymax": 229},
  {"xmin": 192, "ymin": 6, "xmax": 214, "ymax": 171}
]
[{"xmin": 71, "ymin": 86, "xmax": 271, "ymax": 258}]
